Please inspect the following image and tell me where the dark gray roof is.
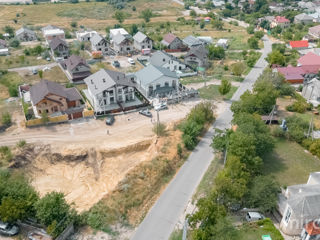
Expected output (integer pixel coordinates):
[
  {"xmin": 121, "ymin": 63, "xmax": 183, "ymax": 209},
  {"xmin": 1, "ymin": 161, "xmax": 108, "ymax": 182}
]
[
  {"xmin": 65, "ymin": 55, "xmax": 89, "ymax": 71},
  {"xmin": 49, "ymin": 37, "xmax": 68, "ymax": 50},
  {"xmin": 30, "ymin": 79, "xmax": 81, "ymax": 105},
  {"xmin": 133, "ymin": 31, "xmax": 147, "ymax": 43},
  {"xmin": 15, "ymin": 27, "xmax": 35, "ymax": 36},
  {"xmin": 149, "ymin": 50, "xmax": 185, "ymax": 67},
  {"xmin": 84, "ymin": 69, "xmax": 134, "ymax": 95},
  {"xmin": 185, "ymin": 45, "xmax": 208, "ymax": 61},
  {"xmin": 183, "ymin": 35, "xmax": 204, "ymax": 47},
  {"xmin": 113, "ymin": 32, "xmax": 132, "ymax": 45},
  {"xmin": 90, "ymin": 34, "xmax": 105, "ymax": 46},
  {"xmin": 134, "ymin": 64, "xmax": 178, "ymax": 86}
]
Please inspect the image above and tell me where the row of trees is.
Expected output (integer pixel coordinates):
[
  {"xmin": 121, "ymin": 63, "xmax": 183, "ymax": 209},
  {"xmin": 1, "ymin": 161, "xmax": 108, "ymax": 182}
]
[
  {"xmin": 188, "ymin": 71, "xmax": 286, "ymax": 239},
  {"xmin": 113, "ymin": 9, "xmax": 153, "ymax": 24},
  {"xmin": 0, "ymin": 170, "xmax": 79, "ymax": 238}
]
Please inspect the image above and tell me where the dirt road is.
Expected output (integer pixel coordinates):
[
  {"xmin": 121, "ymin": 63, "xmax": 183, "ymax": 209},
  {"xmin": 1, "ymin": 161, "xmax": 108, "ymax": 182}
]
[{"xmin": 0, "ymin": 100, "xmax": 200, "ymax": 149}]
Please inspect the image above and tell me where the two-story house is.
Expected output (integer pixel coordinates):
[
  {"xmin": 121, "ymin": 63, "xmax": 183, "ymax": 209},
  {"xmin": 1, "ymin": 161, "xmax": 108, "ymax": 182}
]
[
  {"xmin": 84, "ymin": 69, "xmax": 136, "ymax": 114},
  {"xmin": 161, "ymin": 33, "xmax": 185, "ymax": 50},
  {"xmin": 112, "ymin": 33, "xmax": 134, "ymax": 55},
  {"xmin": 133, "ymin": 31, "xmax": 153, "ymax": 51},
  {"xmin": 42, "ymin": 26, "xmax": 65, "ymax": 44},
  {"xmin": 49, "ymin": 37, "xmax": 69, "ymax": 59},
  {"xmin": 184, "ymin": 45, "xmax": 209, "ymax": 68},
  {"xmin": 90, "ymin": 34, "xmax": 109, "ymax": 55},
  {"xmin": 30, "ymin": 79, "xmax": 83, "ymax": 119},
  {"xmin": 133, "ymin": 64, "xmax": 179, "ymax": 98},
  {"xmin": 149, "ymin": 51, "xmax": 187, "ymax": 72},
  {"xmin": 61, "ymin": 55, "xmax": 91, "ymax": 83},
  {"xmin": 15, "ymin": 28, "xmax": 37, "ymax": 42},
  {"xmin": 271, "ymin": 16, "xmax": 290, "ymax": 28},
  {"xmin": 76, "ymin": 30, "xmax": 97, "ymax": 42},
  {"xmin": 109, "ymin": 28, "xmax": 130, "ymax": 41}
]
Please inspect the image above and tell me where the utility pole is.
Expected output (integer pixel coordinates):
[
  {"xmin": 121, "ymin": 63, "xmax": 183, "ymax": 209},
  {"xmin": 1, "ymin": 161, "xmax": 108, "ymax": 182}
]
[{"xmin": 157, "ymin": 110, "xmax": 160, "ymax": 136}]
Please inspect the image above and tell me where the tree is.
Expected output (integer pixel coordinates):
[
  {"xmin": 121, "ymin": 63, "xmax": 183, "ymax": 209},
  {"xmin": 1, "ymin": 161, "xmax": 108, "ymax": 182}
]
[
  {"xmin": 9, "ymin": 39, "xmax": 20, "ymax": 48},
  {"xmin": 189, "ymin": 9, "xmax": 197, "ymax": 17},
  {"xmin": 231, "ymin": 62, "xmax": 245, "ymax": 76},
  {"xmin": 1, "ymin": 112, "xmax": 11, "ymax": 126},
  {"xmin": 140, "ymin": 9, "xmax": 153, "ymax": 23},
  {"xmin": 3, "ymin": 26, "xmax": 14, "ymax": 38},
  {"xmin": 113, "ymin": 10, "xmax": 126, "ymax": 24},
  {"xmin": 207, "ymin": 45, "xmax": 225, "ymax": 60},
  {"xmin": 38, "ymin": 70, "xmax": 43, "ymax": 79},
  {"xmin": 248, "ymin": 37, "xmax": 259, "ymax": 49},
  {"xmin": 266, "ymin": 50, "xmax": 286, "ymax": 66},
  {"xmin": 246, "ymin": 176, "xmax": 279, "ymax": 213},
  {"xmin": 129, "ymin": 24, "xmax": 138, "ymax": 36},
  {"xmin": 254, "ymin": 31, "xmax": 264, "ymax": 39},
  {"xmin": 219, "ymin": 79, "xmax": 231, "ymax": 96},
  {"xmin": 70, "ymin": 21, "xmax": 77, "ymax": 28},
  {"xmin": 199, "ymin": 20, "xmax": 205, "ymax": 29},
  {"xmin": 246, "ymin": 25, "xmax": 254, "ymax": 34},
  {"xmin": 212, "ymin": 19, "xmax": 224, "ymax": 30}
]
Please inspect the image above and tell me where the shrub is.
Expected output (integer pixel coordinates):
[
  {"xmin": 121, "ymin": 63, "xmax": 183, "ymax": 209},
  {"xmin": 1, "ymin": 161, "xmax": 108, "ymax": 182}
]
[
  {"xmin": 271, "ymin": 127, "xmax": 286, "ymax": 138},
  {"xmin": 177, "ymin": 143, "xmax": 183, "ymax": 159},
  {"xmin": 1, "ymin": 112, "xmax": 12, "ymax": 126},
  {"xmin": 231, "ymin": 62, "xmax": 245, "ymax": 76},
  {"xmin": 153, "ymin": 123, "xmax": 166, "ymax": 136},
  {"xmin": 16, "ymin": 139, "xmax": 26, "ymax": 148},
  {"xmin": 309, "ymin": 140, "xmax": 320, "ymax": 158},
  {"xmin": 286, "ymin": 100, "xmax": 308, "ymax": 113}
]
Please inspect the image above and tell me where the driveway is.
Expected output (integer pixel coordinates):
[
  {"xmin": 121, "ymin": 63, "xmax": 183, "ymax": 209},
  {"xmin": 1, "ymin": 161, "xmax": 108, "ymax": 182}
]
[
  {"xmin": 7, "ymin": 62, "xmax": 58, "ymax": 73},
  {"xmin": 130, "ymin": 35, "xmax": 272, "ymax": 240}
]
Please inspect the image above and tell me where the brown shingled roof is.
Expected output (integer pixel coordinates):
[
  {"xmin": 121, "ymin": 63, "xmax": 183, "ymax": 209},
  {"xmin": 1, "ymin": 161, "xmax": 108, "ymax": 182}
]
[
  {"xmin": 65, "ymin": 55, "xmax": 89, "ymax": 72},
  {"xmin": 49, "ymin": 37, "xmax": 68, "ymax": 50}
]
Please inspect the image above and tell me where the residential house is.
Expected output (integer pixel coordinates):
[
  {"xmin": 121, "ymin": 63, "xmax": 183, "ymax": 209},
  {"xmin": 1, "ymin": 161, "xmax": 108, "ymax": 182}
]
[
  {"xmin": 0, "ymin": 49, "xmax": 9, "ymax": 56},
  {"xmin": 298, "ymin": 52, "xmax": 320, "ymax": 73},
  {"xmin": 183, "ymin": 35, "xmax": 205, "ymax": 48},
  {"xmin": 112, "ymin": 33, "xmax": 134, "ymax": 55},
  {"xmin": 302, "ymin": 78, "xmax": 320, "ymax": 106},
  {"xmin": 271, "ymin": 16, "xmax": 290, "ymax": 28},
  {"xmin": 133, "ymin": 31, "xmax": 153, "ymax": 51},
  {"xmin": 41, "ymin": 25, "xmax": 60, "ymax": 34},
  {"xmin": 83, "ymin": 69, "xmax": 139, "ymax": 114},
  {"xmin": 309, "ymin": 25, "xmax": 320, "ymax": 39},
  {"xmin": 61, "ymin": 55, "xmax": 91, "ymax": 83},
  {"xmin": 49, "ymin": 37, "xmax": 69, "ymax": 59},
  {"xmin": 216, "ymin": 39, "xmax": 229, "ymax": 49},
  {"xmin": 90, "ymin": 34, "xmax": 109, "ymax": 55},
  {"xmin": 278, "ymin": 172, "xmax": 320, "ymax": 235},
  {"xmin": 149, "ymin": 51, "xmax": 187, "ymax": 72},
  {"xmin": 269, "ymin": 2, "xmax": 284, "ymax": 13},
  {"xmin": 109, "ymin": 28, "xmax": 130, "ymax": 41},
  {"xmin": 184, "ymin": 45, "xmax": 208, "ymax": 68},
  {"xmin": 30, "ymin": 79, "xmax": 83, "ymax": 119},
  {"xmin": 197, "ymin": 36, "xmax": 213, "ymax": 45},
  {"xmin": 133, "ymin": 64, "xmax": 179, "ymax": 98},
  {"xmin": 76, "ymin": 30, "xmax": 98, "ymax": 42},
  {"xmin": 294, "ymin": 13, "xmax": 314, "ymax": 24},
  {"xmin": 276, "ymin": 65, "xmax": 305, "ymax": 84},
  {"xmin": 15, "ymin": 28, "xmax": 37, "ymax": 42},
  {"xmin": 301, "ymin": 220, "xmax": 320, "ymax": 240},
  {"xmin": 0, "ymin": 39, "xmax": 7, "ymax": 49},
  {"xmin": 309, "ymin": 12, "xmax": 320, "ymax": 23},
  {"xmin": 43, "ymin": 28, "xmax": 65, "ymax": 44},
  {"xmin": 298, "ymin": 48, "xmax": 320, "ymax": 56},
  {"xmin": 161, "ymin": 33, "xmax": 185, "ymax": 50},
  {"xmin": 289, "ymin": 40, "xmax": 309, "ymax": 50}
]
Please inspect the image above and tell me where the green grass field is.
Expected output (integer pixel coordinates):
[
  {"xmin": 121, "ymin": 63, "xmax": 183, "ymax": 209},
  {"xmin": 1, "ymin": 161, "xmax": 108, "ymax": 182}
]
[
  {"xmin": 262, "ymin": 138, "xmax": 320, "ymax": 187},
  {"xmin": 198, "ymin": 84, "xmax": 238, "ymax": 101}
]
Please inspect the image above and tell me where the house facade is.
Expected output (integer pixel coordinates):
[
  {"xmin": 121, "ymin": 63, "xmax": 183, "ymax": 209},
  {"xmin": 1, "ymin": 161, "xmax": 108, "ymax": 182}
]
[
  {"xmin": 183, "ymin": 35, "xmax": 205, "ymax": 48},
  {"xmin": 76, "ymin": 30, "xmax": 98, "ymax": 42},
  {"xmin": 133, "ymin": 64, "xmax": 179, "ymax": 98},
  {"xmin": 309, "ymin": 25, "xmax": 320, "ymax": 39},
  {"xmin": 61, "ymin": 55, "xmax": 91, "ymax": 83},
  {"xmin": 149, "ymin": 51, "xmax": 187, "ymax": 72},
  {"xmin": 294, "ymin": 13, "xmax": 314, "ymax": 24},
  {"xmin": 109, "ymin": 28, "xmax": 130, "ymax": 41},
  {"xmin": 43, "ymin": 28, "xmax": 65, "ymax": 43},
  {"xmin": 184, "ymin": 45, "xmax": 209, "ymax": 68},
  {"xmin": 302, "ymin": 78, "xmax": 320, "ymax": 106},
  {"xmin": 161, "ymin": 33, "xmax": 185, "ymax": 50},
  {"xmin": 30, "ymin": 79, "xmax": 83, "ymax": 119},
  {"xmin": 49, "ymin": 37, "xmax": 69, "ymax": 59},
  {"xmin": 15, "ymin": 28, "xmax": 37, "ymax": 42},
  {"xmin": 0, "ymin": 39, "xmax": 7, "ymax": 49},
  {"xmin": 84, "ymin": 69, "xmax": 137, "ymax": 114},
  {"xmin": 90, "ymin": 34, "xmax": 109, "ymax": 55},
  {"xmin": 112, "ymin": 33, "xmax": 134, "ymax": 54},
  {"xmin": 271, "ymin": 16, "xmax": 290, "ymax": 28},
  {"xmin": 133, "ymin": 31, "xmax": 152, "ymax": 51}
]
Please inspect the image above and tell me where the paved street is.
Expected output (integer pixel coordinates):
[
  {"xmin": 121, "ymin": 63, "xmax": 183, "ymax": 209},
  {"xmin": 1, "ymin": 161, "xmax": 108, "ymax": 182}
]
[{"xmin": 131, "ymin": 36, "xmax": 272, "ymax": 240}]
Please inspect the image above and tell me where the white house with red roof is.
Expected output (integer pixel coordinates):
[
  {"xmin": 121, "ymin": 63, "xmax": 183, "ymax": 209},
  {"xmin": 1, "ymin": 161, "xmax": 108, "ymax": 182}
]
[
  {"xmin": 289, "ymin": 40, "xmax": 309, "ymax": 50},
  {"xmin": 271, "ymin": 16, "xmax": 290, "ymax": 28}
]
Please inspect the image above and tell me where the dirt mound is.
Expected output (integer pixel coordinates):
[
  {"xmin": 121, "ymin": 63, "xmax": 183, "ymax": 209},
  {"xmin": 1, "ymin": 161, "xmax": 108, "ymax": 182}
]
[{"xmin": 11, "ymin": 140, "xmax": 154, "ymax": 212}]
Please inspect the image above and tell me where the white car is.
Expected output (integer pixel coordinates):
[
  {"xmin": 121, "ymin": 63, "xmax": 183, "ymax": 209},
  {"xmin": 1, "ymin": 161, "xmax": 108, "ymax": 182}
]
[
  {"xmin": 245, "ymin": 212, "xmax": 265, "ymax": 222},
  {"xmin": 154, "ymin": 103, "xmax": 168, "ymax": 111},
  {"xmin": 128, "ymin": 58, "xmax": 135, "ymax": 65}
]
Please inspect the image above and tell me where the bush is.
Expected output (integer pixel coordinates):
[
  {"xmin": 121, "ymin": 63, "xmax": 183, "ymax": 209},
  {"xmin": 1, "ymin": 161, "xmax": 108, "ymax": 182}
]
[
  {"xmin": 1, "ymin": 112, "xmax": 11, "ymax": 126},
  {"xmin": 153, "ymin": 123, "xmax": 166, "ymax": 136},
  {"xmin": 309, "ymin": 140, "xmax": 320, "ymax": 158},
  {"xmin": 9, "ymin": 39, "xmax": 20, "ymax": 48},
  {"xmin": 16, "ymin": 139, "xmax": 26, "ymax": 148},
  {"xmin": 286, "ymin": 100, "xmax": 308, "ymax": 113},
  {"xmin": 231, "ymin": 62, "xmax": 245, "ymax": 76},
  {"xmin": 286, "ymin": 115, "xmax": 308, "ymax": 143},
  {"xmin": 271, "ymin": 127, "xmax": 286, "ymax": 138}
]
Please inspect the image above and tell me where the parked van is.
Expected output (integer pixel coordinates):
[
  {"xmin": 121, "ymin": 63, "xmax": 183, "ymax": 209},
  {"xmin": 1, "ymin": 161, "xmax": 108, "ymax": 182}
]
[{"xmin": 245, "ymin": 212, "xmax": 264, "ymax": 222}]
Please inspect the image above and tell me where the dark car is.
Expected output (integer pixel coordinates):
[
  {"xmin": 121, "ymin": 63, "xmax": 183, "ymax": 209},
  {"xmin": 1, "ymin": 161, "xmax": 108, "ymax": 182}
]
[
  {"xmin": 0, "ymin": 221, "xmax": 19, "ymax": 237},
  {"xmin": 139, "ymin": 109, "xmax": 152, "ymax": 118},
  {"xmin": 112, "ymin": 60, "xmax": 120, "ymax": 68},
  {"xmin": 105, "ymin": 115, "xmax": 115, "ymax": 125}
]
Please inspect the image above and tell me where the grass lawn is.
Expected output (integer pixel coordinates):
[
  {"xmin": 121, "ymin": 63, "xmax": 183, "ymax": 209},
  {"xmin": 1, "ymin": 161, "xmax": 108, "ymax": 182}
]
[
  {"xmin": 22, "ymin": 66, "xmax": 68, "ymax": 85},
  {"xmin": 0, "ymin": 55, "xmax": 47, "ymax": 70},
  {"xmin": 262, "ymin": 138, "xmax": 320, "ymax": 187},
  {"xmin": 199, "ymin": 84, "xmax": 238, "ymax": 101}
]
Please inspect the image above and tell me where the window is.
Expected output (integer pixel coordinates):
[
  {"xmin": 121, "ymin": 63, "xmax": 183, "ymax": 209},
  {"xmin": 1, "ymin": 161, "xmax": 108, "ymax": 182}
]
[
  {"xmin": 109, "ymin": 90, "xmax": 114, "ymax": 95},
  {"xmin": 110, "ymin": 97, "xmax": 114, "ymax": 103},
  {"xmin": 284, "ymin": 207, "xmax": 292, "ymax": 224},
  {"xmin": 104, "ymin": 99, "xmax": 107, "ymax": 105},
  {"xmin": 118, "ymin": 96, "xmax": 122, "ymax": 102},
  {"xmin": 156, "ymin": 84, "xmax": 161, "ymax": 89},
  {"xmin": 163, "ymin": 58, "xmax": 165, "ymax": 62},
  {"xmin": 103, "ymin": 78, "xmax": 106, "ymax": 83},
  {"xmin": 165, "ymin": 82, "xmax": 169, "ymax": 87},
  {"xmin": 118, "ymin": 88, "xmax": 122, "ymax": 94},
  {"xmin": 46, "ymin": 109, "xmax": 49, "ymax": 113},
  {"xmin": 38, "ymin": 110, "xmax": 41, "ymax": 114}
]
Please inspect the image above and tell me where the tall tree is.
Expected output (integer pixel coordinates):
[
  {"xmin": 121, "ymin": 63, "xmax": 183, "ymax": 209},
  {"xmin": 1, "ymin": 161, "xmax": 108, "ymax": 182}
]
[
  {"xmin": 113, "ymin": 10, "xmax": 126, "ymax": 24},
  {"xmin": 219, "ymin": 79, "xmax": 231, "ymax": 96},
  {"xmin": 140, "ymin": 9, "xmax": 153, "ymax": 23}
]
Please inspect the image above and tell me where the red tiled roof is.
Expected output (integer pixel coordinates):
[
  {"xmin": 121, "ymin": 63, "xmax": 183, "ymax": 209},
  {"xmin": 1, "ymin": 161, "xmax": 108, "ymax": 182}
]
[
  {"xmin": 290, "ymin": 40, "xmax": 309, "ymax": 48},
  {"xmin": 163, "ymin": 33, "xmax": 177, "ymax": 45},
  {"xmin": 298, "ymin": 52, "xmax": 320, "ymax": 67},
  {"xmin": 306, "ymin": 221, "xmax": 320, "ymax": 236},
  {"xmin": 275, "ymin": 16, "xmax": 290, "ymax": 23},
  {"xmin": 277, "ymin": 66, "xmax": 305, "ymax": 81}
]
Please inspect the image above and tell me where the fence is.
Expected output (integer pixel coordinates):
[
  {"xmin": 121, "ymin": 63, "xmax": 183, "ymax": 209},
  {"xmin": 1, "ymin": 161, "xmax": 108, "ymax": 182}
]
[
  {"xmin": 25, "ymin": 114, "xmax": 68, "ymax": 127},
  {"xmin": 83, "ymin": 109, "xmax": 94, "ymax": 118},
  {"xmin": 56, "ymin": 223, "xmax": 74, "ymax": 240}
]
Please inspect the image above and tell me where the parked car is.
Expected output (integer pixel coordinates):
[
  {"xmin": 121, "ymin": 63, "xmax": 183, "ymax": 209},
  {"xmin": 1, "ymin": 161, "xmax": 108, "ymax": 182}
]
[
  {"xmin": 128, "ymin": 58, "xmax": 135, "ymax": 65},
  {"xmin": 154, "ymin": 102, "xmax": 168, "ymax": 111},
  {"xmin": 32, "ymin": 68, "xmax": 38, "ymax": 75},
  {"xmin": 0, "ymin": 221, "xmax": 19, "ymax": 236},
  {"xmin": 105, "ymin": 115, "xmax": 115, "ymax": 125},
  {"xmin": 139, "ymin": 109, "xmax": 152, "ymax": 118},
  {"xmin": 245, "ymin": 212, "xmax": 265, "ymax": 222},
  {"xmin": 112, "ymin": 60, "xmax": 120, "ymax": 68}
]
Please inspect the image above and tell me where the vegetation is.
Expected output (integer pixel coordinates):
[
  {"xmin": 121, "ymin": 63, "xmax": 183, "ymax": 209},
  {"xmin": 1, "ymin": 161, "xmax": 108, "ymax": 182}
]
[
  {"xmin": 219, "ymin": 79, "xmax": 232, "ymax": 97},
  {"xmin": 208, "ymin": 45, "xmax": 225, "ymax": 60},
  {"xmin": 199, "ymin": 84, "xmax": 237, "ymax": 101},
  {"xmin": 1, "ymin": 112, "xmax": 12, "ymax": 126},
  {"xmin": 140, "ymin": 9, "xmax": 153, "ymax": 22},
  {"xmin": 153, "ymin": 123, "xmax": 167, "ymax": 137},
  {"xmin": 231, "ymin": 62, "xmax": 245, "ymax": 76}
]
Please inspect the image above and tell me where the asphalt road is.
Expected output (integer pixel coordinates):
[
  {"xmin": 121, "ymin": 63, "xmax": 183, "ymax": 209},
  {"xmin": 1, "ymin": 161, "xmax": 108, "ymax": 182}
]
[{"xmin": 130, "ymin": 36, "xmax": 272, "ymax": 240}]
